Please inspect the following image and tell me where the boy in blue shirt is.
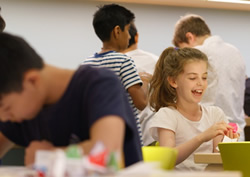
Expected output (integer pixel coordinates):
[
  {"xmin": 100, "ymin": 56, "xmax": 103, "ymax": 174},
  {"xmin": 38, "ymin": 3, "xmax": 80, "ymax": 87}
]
[{"xmin": 0, "ymin": 32, "xmax": 142, "ymax": 166}]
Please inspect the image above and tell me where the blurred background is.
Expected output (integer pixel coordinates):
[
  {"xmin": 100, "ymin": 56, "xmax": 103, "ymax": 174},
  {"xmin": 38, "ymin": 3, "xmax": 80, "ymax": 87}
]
[{"xmin": 1, "ymin": 0, "xmax": 250, "ymax": 75}]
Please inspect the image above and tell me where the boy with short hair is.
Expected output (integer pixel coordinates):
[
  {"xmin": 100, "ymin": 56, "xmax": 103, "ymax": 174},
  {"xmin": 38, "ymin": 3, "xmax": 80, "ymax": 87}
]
[
  {"xmin": 82, "ymin": 4, "xmax": 149, "ymax": 145},
  {"xmin": 0, "ymin": 32, "xmax": 142, "ymax": 166}
]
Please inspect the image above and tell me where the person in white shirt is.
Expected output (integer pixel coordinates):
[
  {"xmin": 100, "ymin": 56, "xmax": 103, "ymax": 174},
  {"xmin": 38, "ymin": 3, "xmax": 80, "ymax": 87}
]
[
  {"xmin": 123, "ymin": 22, "xmax": 158, "ymax": 74},
  {"xmin": 123, "ymin": 22, "xmax": 158, "ymax": 145},
  {"xmin": 148, "ymin": 47, "xmax": 237, "ymax": 171},
  {"xmin": 172, "ymin": 14, "xmax": 246, "ymax": 141}
]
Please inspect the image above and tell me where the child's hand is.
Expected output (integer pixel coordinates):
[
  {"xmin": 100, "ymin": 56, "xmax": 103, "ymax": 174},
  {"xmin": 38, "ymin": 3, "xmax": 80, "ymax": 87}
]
[
  {"xmin": 139, "ymin": 72, "xmax": 152, "ymax": 83},
  {"xmin": 226, "ymin": 129, "xmax": 240, "ymax": 139},
  {"xmin": 25, "ymin": 140, "xmax": 55, "ymax": 166},
  {"xmin": 199, "ymin": 121, "xmax": 232, "ymax": 142},
  {"xmin": 226, "ymin": 122, "xmax": 240, "ymax": 140}
]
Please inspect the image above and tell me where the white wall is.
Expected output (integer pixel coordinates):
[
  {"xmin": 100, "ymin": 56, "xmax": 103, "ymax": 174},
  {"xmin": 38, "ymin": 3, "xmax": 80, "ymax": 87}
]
[{"xmin": 1, "ymin": 0, "xmax": 250, "ymax": 75}]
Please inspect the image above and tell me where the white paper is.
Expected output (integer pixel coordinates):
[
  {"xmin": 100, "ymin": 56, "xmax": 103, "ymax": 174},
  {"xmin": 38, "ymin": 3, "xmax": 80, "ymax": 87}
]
[{"xmin": 216, "ymin": 136, "xmax": 238, "ymax": 151}]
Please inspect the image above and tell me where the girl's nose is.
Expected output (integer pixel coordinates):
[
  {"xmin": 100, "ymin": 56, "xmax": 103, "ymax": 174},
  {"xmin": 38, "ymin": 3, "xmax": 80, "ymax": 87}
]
[{"xmin": 197, "ymin": 78, "xmax": 203, "ymax": 86}]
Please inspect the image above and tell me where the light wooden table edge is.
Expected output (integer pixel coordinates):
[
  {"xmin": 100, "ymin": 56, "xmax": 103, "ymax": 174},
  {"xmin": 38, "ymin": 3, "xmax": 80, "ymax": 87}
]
[
  {"xmin": 245, "ymin": 117, "xmax": 250, "ymax": 126},
  {"xmin": 194, "ymin": 153, "xmax": 222, "ymax": 164}
]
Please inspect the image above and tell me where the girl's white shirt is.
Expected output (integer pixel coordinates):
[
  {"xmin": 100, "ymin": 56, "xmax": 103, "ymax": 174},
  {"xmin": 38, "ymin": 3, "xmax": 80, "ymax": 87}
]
[{"xmin": 149, "ymin": 105, "xmax": 229, "ymax": 171}]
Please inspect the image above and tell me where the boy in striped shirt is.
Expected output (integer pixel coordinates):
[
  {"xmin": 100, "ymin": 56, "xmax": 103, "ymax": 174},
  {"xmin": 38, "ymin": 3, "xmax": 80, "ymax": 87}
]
[{"xmin": 82, "ymin": 4, "xmax": 150, "ymax": 146}]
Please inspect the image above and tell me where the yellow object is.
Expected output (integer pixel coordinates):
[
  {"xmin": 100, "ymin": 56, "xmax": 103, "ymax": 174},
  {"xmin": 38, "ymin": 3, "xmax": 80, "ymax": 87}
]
[
  {"xmin": 142, "ymin": 146, "xmax": 177, "ymax": 170},
  {"xmin": 155, "ymin": 141, "xmax": 160, "ymax": 146},
  {"xmin": 219, "ymin": 142, "xmax": 250, "ymax": 177}
]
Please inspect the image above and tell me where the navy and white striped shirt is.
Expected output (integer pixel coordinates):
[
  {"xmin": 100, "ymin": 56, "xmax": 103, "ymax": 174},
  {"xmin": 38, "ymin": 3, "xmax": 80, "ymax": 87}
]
[{"xmin": 82, "ymin": 51, "xmax": 143, "ymax": 145}]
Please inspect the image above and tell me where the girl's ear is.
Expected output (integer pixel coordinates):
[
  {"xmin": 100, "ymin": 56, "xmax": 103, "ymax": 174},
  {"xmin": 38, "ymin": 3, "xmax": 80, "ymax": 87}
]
[{"xmin": 167, "ymin": 76, "xmax": 177, "ymax": 88}]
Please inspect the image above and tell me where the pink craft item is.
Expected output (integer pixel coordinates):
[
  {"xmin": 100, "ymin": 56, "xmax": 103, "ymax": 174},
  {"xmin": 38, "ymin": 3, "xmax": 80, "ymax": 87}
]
[{"xmin": 228, "ymin": 122, "xmax": 238, "ymax": 133}]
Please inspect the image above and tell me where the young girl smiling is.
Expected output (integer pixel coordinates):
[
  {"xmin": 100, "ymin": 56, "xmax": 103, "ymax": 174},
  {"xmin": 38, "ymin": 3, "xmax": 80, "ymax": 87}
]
[{"xmin": 148, "ymin": 47, "xmax": 237, "ymax": 171}]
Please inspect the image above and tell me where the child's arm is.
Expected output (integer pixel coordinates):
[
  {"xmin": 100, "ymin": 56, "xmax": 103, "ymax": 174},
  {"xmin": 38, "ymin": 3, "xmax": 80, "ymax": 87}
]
[
  {"xmin": 158, "ymin": 121, "xmax": 232, "ymax": 164},
  {"xmin": 78, "ymin": 115, "xmax": 125, "ymax": 154},
  {"xmin": 25, "ymin": 115, "xmax": 125, "ymax": 166},
  {"xmin": 0, "ymin": 132, "xmax": 15, "ymax": 158},
  {"xmin": 158, "ymin": 128, "xmax": 205, "ymax": 165},
  {"xmin": 213, "ymin": 135, "xmax": 224, "ymax": 152},
  {"xmin": 128, "ymin": 84, "xmax": 147, "ymax": 111}
]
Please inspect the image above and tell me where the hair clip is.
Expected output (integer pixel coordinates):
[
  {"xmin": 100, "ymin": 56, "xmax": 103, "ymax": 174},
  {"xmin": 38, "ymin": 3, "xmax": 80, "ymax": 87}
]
[{"xmin": 174, "ymin": 47, "xmax": 179, "ymax": 50}]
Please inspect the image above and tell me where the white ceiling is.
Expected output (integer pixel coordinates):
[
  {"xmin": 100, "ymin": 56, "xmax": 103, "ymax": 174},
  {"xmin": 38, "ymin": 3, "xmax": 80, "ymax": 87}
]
[{"xmin": 95, "ymin": 0, "xmax": 250, "ymax": 11}]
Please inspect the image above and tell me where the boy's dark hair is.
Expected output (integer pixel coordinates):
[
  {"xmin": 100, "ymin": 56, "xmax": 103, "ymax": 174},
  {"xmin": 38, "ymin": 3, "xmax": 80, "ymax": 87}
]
[
  {"xmin": 0, "ymin": 33, "xmax": 44, "ymax": 97},
  {"xmin": 0, "ymin": 7, "xmax": 6, "ymax": 32},
  {"xmin": 0, "ymin": 16, "xmax": 5, "ymax": 32},
  {"xmin": 244, "ymin": 78, "xmax": 250, "ymax": 116},
  {"xmin": 128, "ymin": 23, "xmax": 137, "ymax": 48},
  {"xmin": 93, "ymin": 4, "xmax": 135, "ymax": 42}
]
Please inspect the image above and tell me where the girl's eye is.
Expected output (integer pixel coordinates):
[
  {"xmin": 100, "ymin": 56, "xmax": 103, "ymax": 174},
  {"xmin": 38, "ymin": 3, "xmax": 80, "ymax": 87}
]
[{"xmin": 202, "ymin": 77, "xmax": 207, "ymax": 80}]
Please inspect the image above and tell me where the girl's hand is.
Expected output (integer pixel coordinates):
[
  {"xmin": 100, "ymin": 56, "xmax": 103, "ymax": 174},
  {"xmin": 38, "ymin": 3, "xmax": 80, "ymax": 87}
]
[
  {"xmin": 226, "ymin": 129, "xmax": 240, "ymax": 139},
  {"xmin": 199, "ymin": 121, "xmax": 232, "ymax": 142}
]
